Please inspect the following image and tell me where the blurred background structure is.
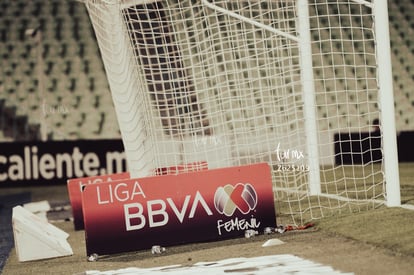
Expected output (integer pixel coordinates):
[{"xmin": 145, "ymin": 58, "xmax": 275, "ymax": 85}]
[
  {"xmin": 0, "ymin": 0, "xmax": 413, "ymax": 142},
  {"xmin": 0, "ymin": 0, "xmax": 120, "ymax": 141}
]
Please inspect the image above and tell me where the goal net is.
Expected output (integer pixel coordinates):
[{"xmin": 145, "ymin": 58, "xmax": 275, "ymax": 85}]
[{"xmin": 83, "ymin": 0, "xmax": 400, "ymax": 225}]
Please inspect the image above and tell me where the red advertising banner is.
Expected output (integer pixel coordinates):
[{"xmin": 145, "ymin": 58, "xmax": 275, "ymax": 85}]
[
  {"xmin": 82, "ymin": 163, "xmax": 276, "ymax": 256},
  {"xmin": 154, "ymin": 161, "xmax": 208, "ymax": 175},
  {"xmin": 67, "ymin": 172, "xmax": 130, "ymax": 230}
]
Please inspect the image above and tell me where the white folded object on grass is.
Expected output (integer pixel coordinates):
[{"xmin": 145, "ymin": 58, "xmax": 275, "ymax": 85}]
[{"xmin": 12, "ymin": 205, "xmax": 73, "ymax": 262}]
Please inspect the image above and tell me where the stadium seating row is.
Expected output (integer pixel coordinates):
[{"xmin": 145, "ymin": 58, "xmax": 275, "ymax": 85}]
[
  {"xmin": 0, "ymin": 0, "xmax": 120, "ymax": 141},
  {"xmin": 0, "ymin": 0, "xmax": 413, "ymax": 141}
]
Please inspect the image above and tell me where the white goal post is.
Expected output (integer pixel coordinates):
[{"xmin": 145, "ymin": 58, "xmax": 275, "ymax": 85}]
[{"xmin": 83, "ymin": 0, "xmax": 400, "ymax": 225}]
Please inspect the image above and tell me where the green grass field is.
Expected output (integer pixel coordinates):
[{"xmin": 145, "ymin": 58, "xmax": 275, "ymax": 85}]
[
  {"xmin": 318, "ymin": 162, "xmax": 414, "ymax": 257},
  {"xmin": 274, "ymin": 162, "xmax": 409, "ymax": 227}
]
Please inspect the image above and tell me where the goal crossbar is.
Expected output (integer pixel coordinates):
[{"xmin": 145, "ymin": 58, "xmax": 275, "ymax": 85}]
[{"xmin": 201, "ymin": 0, "xmax": 299, "ymax": 42}]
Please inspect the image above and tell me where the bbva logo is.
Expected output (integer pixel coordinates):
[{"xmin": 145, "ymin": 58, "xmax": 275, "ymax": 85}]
[{"xmin": 214, "ymin": 183, "xmax": 258, "ymax": 216}]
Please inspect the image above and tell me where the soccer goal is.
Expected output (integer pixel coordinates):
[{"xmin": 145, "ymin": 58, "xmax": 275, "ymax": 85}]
[{"xmin": 83, "ymin": 0, "xmax": 400, "ymax": 225}]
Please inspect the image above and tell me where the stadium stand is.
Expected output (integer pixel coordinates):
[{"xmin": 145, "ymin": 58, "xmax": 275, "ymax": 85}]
[
  {"xmin": 389, "ymin": 0, "xmax": 414, "ymax": 131},
  {"xmin": 0, "ymin": 0, "xmax": 413, "ymax": 142},
  {"xmin": 0, "ymin": 0, "xmax": 120, "ymax": 141}
]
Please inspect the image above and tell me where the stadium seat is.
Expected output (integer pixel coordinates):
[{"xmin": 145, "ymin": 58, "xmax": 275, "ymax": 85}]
[{"xmin": 1, "ymin": 0, "xmax": 414, "ymax": 142}]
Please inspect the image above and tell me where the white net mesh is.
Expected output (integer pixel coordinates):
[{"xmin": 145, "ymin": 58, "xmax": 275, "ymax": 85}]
[{"xmin": 85, "ymin": 0, "xmax": 391, "ymax": 225}]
